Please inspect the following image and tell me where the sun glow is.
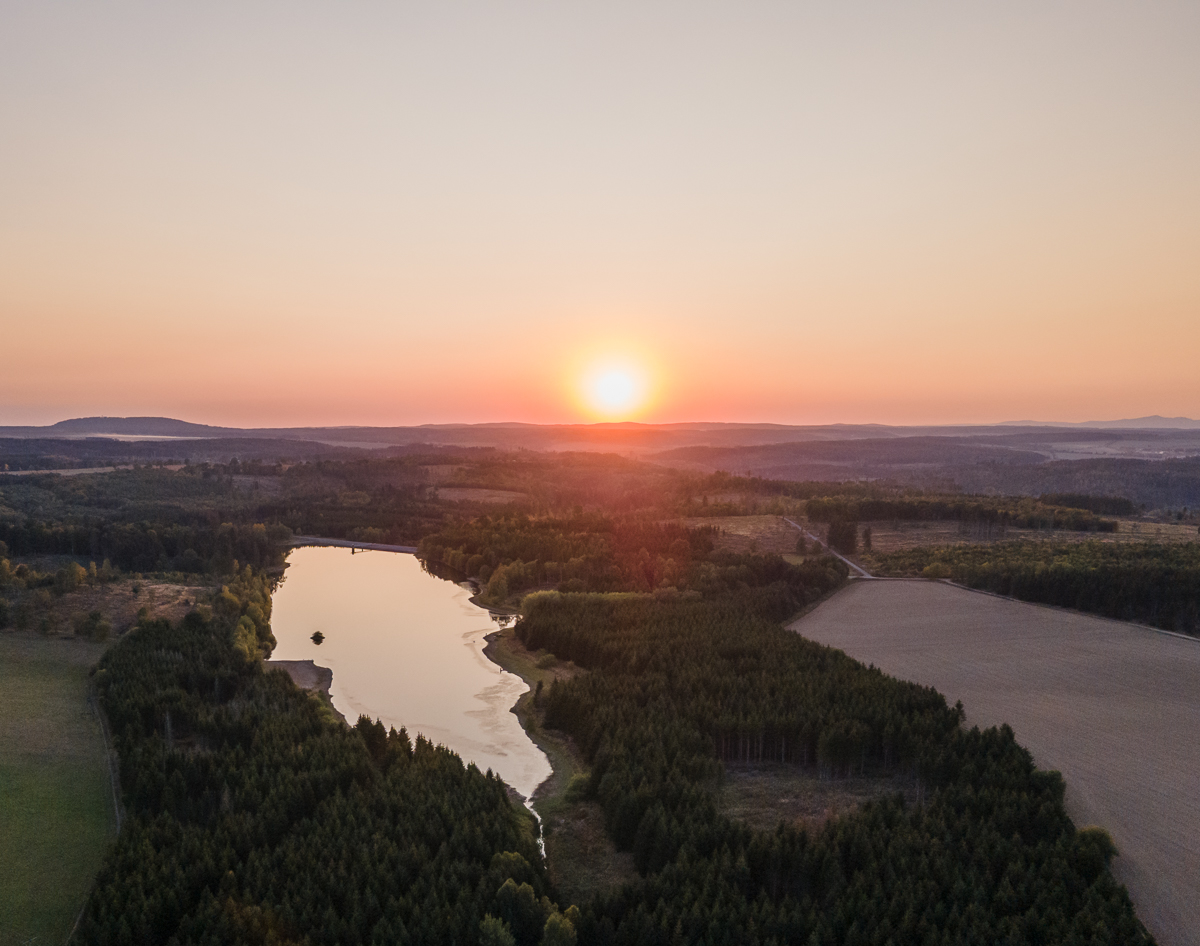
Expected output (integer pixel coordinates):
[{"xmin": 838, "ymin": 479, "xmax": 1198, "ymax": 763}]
[{"xmin": 580, "ymin": 359, "xmax": 650, "ymax": 420}]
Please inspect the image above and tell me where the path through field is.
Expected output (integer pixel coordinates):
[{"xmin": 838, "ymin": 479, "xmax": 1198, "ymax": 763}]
[{"xmin": 791, "ymin": 580, "xmax": 1200, "ymax": 946}]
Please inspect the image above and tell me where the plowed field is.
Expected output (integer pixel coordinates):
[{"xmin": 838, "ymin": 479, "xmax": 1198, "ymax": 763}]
[{"xmin": 791, "ymin": 580, "xmax": 1200, "ymax": 946}]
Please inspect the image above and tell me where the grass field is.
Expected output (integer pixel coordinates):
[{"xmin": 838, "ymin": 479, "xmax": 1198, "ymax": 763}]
[
  {"xmin": 792, "ymin": 580, "xmax": 1200, "ymax": 946},
  {"xmin": 0, "ymin": 633, "xmax": 115, "ymax": 946}
]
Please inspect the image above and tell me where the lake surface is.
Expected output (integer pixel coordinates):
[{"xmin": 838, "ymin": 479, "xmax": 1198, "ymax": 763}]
[{"xmin": 270, "ymin": 546, "xmax": 551, "ymax": 802}]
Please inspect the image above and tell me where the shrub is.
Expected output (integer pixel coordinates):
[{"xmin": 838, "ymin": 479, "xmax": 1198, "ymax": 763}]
[{"xmin": 73, "ymin": 610, "xmax": 112, "ymax": 641}]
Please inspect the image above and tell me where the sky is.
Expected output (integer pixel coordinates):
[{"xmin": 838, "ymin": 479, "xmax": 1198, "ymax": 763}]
[{"xmin": 2, "ymin": 1, "xmax": 1198, "ymax": 427}]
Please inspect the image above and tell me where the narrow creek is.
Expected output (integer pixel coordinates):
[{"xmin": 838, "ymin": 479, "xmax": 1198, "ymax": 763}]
[{"xmin": 269, "ymin": 546, "xmax": 552, "ymax": 809}]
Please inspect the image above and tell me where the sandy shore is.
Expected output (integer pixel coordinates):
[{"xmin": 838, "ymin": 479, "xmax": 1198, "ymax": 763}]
[
  {"xmin": 266, "ymin": 658, "xmax": 333, "ymax": 693},
  {"xmin": 265, "ymin": 659, "xmax": 346, "ymax": 724}
]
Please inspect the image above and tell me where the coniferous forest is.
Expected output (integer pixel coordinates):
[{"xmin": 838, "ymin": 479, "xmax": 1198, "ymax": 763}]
[
  {"xmin": 522, "ymin": 590, "xmax": 1148, "ymax": 944},
  {"xmin": 0, "ymin": 456, "xmax": 1165, "ymax": 943},
  {"xmin": 76, "ymin": 570, "xmax": 561, "ymax": 945},
  {"xmin": 865, "ymin": 540, "xmax": 1200, "ymax": 634}
]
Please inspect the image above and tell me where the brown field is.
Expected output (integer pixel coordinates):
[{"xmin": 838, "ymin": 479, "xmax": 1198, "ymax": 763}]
[
  {"xmin": 680, "ymin": 515, "xmax": 801, "ymax": 555},
  {"xmin": 13, "ymin": 577, "xmax": 209, "ymax": 637},
  {"xmin": 718, "ymin": 764, "xmax": 917, "ymax": 834},
  {"xmin": 677, "ymin": 512, "xmax": 1198, "ymax": 565},
  {"xmin": 855, "ymin": 516, "xmax": 1199, "ymax": 555},
  {"xmin": 421, "ymin": 464, "xmax": 467, "ymax": 482},
  {"xmin": 791, "ymin": 580, "xmax": 1200, "ymax": 946}
]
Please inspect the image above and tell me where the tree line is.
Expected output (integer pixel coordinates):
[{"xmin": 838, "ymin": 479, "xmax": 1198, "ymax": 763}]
[
  {"xmin": 0, "ymin": 517, "xmax": 292, "ymax": 574},
  {"xmin": 418, "ymin": 513, "xmax": 847, "ymax": 606},
  {"xmin": 805, "ymin": 496, "xmax": 1119, "ymax": 532},
  {"xmin": 867, "ymin": 539, "xmax": 1200, "ymax": 635}
]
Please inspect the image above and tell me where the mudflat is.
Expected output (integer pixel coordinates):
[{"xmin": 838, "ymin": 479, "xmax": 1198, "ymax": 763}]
[{"xmin": 791, "ymin": 580, "xmax": 1200, "ymax": 946}]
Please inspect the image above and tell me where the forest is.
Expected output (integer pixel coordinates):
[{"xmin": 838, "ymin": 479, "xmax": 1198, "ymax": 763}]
[
  {"xmin": 76, "ymin": 567, "xmax": 569, "ymax": 945},
  {"xmin": 516, "ymin": 589, "xmax": 1148, "ymax": 944},
  {"xmin": 0, "ymin": 455, "xmax": 1167, "ymax": 942},
  {"xmin": 865, "ymin": 540, "xmax": 1200, "ymax": 635},
  {"xmin": 418, "ymin": 513, "xmax": 846, "ymax": 605}
]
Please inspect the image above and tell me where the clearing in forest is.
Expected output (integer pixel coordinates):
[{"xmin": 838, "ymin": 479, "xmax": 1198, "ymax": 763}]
[
  {"xmin": 678, "ymin": 515, "xmax": 800, "ymax": 555},
  {"xmin": 791, "ymin": 579, "xmax": 1200, "ymax": 946},
  {"xmin": 854, "ymin": 516, "xmax": 1199, "ymax": 556},
  {"xmin": 718, "ymin": 763, "xmax": 918, "ymax": 834},
  {"xmin": 0, "ymin": 633, "xmax": 116, "ymax": 945}
]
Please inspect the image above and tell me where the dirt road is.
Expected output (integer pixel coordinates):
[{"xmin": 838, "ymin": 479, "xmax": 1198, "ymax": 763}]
[
  {"xmin": 781, "ymin": 517, "xmax": 871, "ymax": 578},
  {"xmin": 790, "ymin": 580, "xmax": 1200, "ymax": 946}
]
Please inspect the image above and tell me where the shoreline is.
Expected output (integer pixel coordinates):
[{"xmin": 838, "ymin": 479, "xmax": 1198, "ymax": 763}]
[
  {"xmin": 481, "ymin": 624, "xmax": 589, "ymax": 875},
  {"xmin": 480, "ymin": 627, "xmax": 584, "ymax": 805},
  {"xmin": 265, "ymin": 658, "xmax": 348, "ymax": 725},
  {"xmin": 482, "ymin": 624, "xmax": 638, "ymax": 905}
]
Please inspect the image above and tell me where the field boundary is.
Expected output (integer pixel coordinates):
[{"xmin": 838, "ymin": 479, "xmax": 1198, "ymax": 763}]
[
  {"xmin": 89, "ymin": 680, "xmax": 124, "ymax": 833},
  {"xmin": 790, "ymin": 579, "xmax": 1200, "ymax": 945},
  {"xmin": 934, "ymin": 578, "xmax": 1200, "ymax": 644},
  {"xmin": 64, "ymin": 680, "xmax": 122, "ymax": 945},
  {"xmin": 806, "ymin": 564, "xmax": 1200, "ymax": 648}
]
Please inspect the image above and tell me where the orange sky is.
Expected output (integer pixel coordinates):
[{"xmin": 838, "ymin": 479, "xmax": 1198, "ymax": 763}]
[{"xmin": 2, "ymin": 2, "xmax": 1198, "ymax": 427}]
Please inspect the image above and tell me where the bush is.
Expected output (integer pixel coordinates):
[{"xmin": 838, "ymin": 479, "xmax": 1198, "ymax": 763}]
[{"xmin": 73, "ymin": 610, "xmax": 112, "ymax": 642}]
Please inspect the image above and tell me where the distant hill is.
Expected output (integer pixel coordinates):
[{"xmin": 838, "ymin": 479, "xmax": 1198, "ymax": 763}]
[
  {"xmin": 999, "ymin": 415, "xmax": 1200, "ymax": 430},
  {"xmin": 4, "ymin": 416, "xmax": 1200, "ymax": 506},
  {"xmin": 2, "ymin": 416, "xmax": 1198, "ymax": 472},
  {"xmin": 0, "ymin": 436, "xmax": 372, "ymax": 470},
  {"xmin": 38, "ymin": 416, "xmax": 233, "ymax": 437},
  {"xmin": 0, "ymin": 416, "xmax": 948, "ymax": 450},
  {"xmin": 5, "ymin": 414, "xmax": 1198, "ymax": 448}
]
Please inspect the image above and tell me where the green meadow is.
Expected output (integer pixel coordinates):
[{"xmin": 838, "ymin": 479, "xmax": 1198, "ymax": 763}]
[{"xmin": 0, "ymin": 634, "xmax": 115, "ymax": 946}]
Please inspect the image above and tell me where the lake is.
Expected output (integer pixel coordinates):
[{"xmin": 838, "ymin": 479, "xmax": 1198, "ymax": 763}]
[{"xmin": 269, "ymin": 546, "xmax": 551, "ymax": 802}]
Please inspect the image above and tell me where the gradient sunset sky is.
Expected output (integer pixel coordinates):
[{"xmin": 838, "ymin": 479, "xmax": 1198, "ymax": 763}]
[{"xmin": 2, "ymin": 2, "xmax": 1198, "ymax": 427}]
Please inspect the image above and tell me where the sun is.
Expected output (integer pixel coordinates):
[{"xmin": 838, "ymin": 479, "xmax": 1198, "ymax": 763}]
[
  {"xmin": 593, "ymin": 370, "xmax": 636, "ymax": 412},
  {"xmin": 580, "ymin": 360, "xmax": 649, "ymax": 420}
]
